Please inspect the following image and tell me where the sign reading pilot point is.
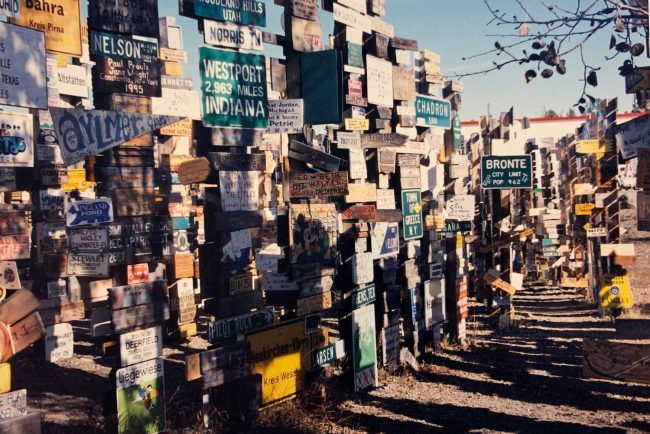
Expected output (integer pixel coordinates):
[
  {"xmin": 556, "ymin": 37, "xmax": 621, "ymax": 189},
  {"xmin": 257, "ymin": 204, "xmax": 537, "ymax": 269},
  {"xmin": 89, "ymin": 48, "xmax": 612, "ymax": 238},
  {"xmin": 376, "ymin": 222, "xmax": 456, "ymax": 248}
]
[
  {"xmin": 200, "ymin": 47, "xmax": 268, "ymax": 129},
  {"xmin": 194, "ymin": 0, "xmax": 266, "ymax": 27},
  {"xmin": 481, "ymin": 155, "xmax": 533, "ymax": 190},
  {"xmin": 415, "ymin": 94, "xmax": 451, "ymax": 129},
  {"xmin": 401, "ymin": 189, "xmax": 423, "ymax": 241}
]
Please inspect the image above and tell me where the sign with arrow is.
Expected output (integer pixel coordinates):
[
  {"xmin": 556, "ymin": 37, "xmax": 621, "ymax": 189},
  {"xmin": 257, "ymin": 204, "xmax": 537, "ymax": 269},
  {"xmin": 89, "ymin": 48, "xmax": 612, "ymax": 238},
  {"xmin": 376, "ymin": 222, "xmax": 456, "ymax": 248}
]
[{"xmin": 65, "ymin": 198, "xmax": 114, "ymax": 227}]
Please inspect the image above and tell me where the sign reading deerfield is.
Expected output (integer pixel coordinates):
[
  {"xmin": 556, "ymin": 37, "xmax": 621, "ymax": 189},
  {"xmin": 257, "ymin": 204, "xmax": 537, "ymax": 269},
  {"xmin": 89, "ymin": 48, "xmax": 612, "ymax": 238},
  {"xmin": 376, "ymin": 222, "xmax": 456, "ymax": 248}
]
[
  {"xmin": 194, "ymin": 0, "xmax": 266, "ymax": 26},
  {"xmin": 200, "ymin": 47, "xmax": 268, "ymax": 129},
  {"xmin": 481, "ymin": 155, "xmax": 533, "ymax": 190}
]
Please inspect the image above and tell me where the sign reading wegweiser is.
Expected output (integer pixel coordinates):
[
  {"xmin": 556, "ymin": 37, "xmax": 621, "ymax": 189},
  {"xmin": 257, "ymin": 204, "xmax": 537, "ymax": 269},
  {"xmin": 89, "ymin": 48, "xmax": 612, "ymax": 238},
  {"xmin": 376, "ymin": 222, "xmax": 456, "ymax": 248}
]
[
  {"xmin": 66, "ymin": 198, "xmax": 114, "ymax": 227},
  {"xmin": 50, "ymin": 108, "xmax": 181, "ymax": 166},
  {"xmin": 481, "ymin": 155, "xmax": 533, "ymax": 190},
  {"xmin": 0, "ymin": 112, "xmax": 34, "ymax": 167},
  {"xmin": 194, "ymin": 0, "xmax": 266, "ymax": 27},
  {"xmin": 267, "ymin": 99, "xmax": 303, "ymax": 133},
  {"xmin": 200, "ymin": 47, "xmax": 268, "ymax": 129},
  {"xmin": 0, "ymin": 22, "xmax": 47, "ymax": 109}
]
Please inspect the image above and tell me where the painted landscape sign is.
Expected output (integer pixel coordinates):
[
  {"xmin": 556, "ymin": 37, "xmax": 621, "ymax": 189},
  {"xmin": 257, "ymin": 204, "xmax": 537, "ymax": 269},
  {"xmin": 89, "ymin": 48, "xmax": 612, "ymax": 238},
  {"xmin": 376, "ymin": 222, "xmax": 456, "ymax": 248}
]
[
  {"xmin": 481, "ymin": 155, "xmax": 533, "ymax": 190},
  {"xmin": 115, "ymin": 358, "xmax": 165, "ymax": 434}
]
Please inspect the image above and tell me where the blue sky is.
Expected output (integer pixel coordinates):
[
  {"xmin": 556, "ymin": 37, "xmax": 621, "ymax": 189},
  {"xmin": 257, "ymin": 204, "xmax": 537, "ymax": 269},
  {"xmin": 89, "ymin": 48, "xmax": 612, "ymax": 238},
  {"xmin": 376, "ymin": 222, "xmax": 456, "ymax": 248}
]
[{"xmin": 160, "ymin": 0, "xmax": 637, "ymax": 121}]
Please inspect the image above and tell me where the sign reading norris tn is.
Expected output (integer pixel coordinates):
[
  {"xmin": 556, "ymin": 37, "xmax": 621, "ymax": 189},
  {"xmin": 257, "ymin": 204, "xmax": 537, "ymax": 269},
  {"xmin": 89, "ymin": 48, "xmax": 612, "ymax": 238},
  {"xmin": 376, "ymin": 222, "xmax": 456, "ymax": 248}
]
[{"xmin": 481, "ymin": 155, "xmax": 533, "ymax": 190}]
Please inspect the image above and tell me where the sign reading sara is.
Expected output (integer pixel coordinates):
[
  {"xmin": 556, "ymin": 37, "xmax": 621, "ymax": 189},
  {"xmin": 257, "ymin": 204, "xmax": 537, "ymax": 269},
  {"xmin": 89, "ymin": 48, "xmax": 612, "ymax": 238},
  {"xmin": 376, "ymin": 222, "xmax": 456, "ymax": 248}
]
[
  {"xmin": 401, "ymin": 189, "xmax": 423, "ymax": 240},
  {"xmin": 200, "ymin": 47, "xmax": 268, "ymax": 129},
  {"xmin": 12, "ymin": 0, "xmax": 81, "ymax": 55},
  {"xmin": 0, "ymin": 22, "xmax": 47, "ymax": 109},
  {"xmin": 116, "ymin": 358, "xmax": 165, "ymax": 434},
  {"xmin": 194, "ymin": 0, "xmax": 266, "ymax": 27},
  {"xmin": 415, "ymin": 94, "xmax": 451, "ymax": 129},
  {"xmin": 481, "ymin": 155, "xmax": 532, "ymax": 190}
]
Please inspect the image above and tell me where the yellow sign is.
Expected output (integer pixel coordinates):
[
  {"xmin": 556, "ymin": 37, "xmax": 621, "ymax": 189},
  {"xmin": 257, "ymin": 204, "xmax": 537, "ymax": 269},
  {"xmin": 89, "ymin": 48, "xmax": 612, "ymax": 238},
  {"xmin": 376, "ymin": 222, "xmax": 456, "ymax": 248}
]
[
  {"xmin": 162, "ymin": 61, "xmax": 184, "ymax": 77},
  {"xmin": 599, "ymin": 275, "xmax": 634, "ymax": 309},
  {"xmin": 561, "ymin": 277, "xmax": 589, "ymax": 288},
  {"xmin": 61, "ymin": 169, "xmax": 90, "ymax": 192},
  {"xmin": 575, "ymin": 203, "xmax": 595, "ymax": 216},
  {"xmin": 518, "ymin": 229, "xmax": 534, "ymax": 239},
  {"xmin": 247, "ymin": 319, "xmax": 326, "ymax": 405},
  {"xmin": 12, "ymin": 0, "xmax": 82, "ymax": 56},
  {"xmin": 576, "ymin": 139, "xmax": 614, "ymax": 154},
  {"xmin": 345, "ymin": 118, "xmax": 370, "ymax": 131},
  {"xmin": 583, "ymin": 223, "xmax": 593, "ymax": 231},
  {"xmin": 160, "ymin": 118, "xmax": 193, "ymax": 136}
]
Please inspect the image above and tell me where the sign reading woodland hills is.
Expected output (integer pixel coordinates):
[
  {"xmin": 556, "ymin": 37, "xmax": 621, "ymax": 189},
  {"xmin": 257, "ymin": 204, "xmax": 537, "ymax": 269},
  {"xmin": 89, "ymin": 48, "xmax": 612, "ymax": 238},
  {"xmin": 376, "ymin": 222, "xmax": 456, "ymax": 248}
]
[
  {"xmin": 200, "ymin": 47, "xmax": 268, "ymax": 129},
  {"xmin": 194, "ymin": 0, "xmax": 266, "ymax": 27},
  {"xmin": 12, "ymin": 0, "xmax": 82, "ymax": 56},
  {"xmin": 88, "ymin": 0, "xmax": 160, "ymax": 38}
]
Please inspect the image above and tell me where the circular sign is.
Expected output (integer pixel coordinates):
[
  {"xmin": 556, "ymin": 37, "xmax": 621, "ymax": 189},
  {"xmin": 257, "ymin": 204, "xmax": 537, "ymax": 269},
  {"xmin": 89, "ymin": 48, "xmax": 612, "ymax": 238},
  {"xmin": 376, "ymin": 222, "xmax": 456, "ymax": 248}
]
[{"xmin": 610, "ymin": 286, "xmax": 620, "ymax": 296}]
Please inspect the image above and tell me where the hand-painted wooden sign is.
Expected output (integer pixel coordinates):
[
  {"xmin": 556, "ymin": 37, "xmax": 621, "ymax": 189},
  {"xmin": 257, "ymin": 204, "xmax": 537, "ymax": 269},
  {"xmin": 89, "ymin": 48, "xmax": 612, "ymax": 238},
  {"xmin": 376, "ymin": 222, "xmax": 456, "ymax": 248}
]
[
  {"xmin": 106, "ymin": 216, "xmax": 173, "ymax": 266},
  {"xmin": 115, "ymin": 358, "xmax": 165, "ymax": 434},
  {"xmin": 50, "ymin": 108, "xmax": 181, "ymax": 166},
  {"xmin": 332, "ymin": 2, "xmax": 371, "ymax": 33},
  {"xmin": 45, "ymin": 323, "xmax": 73, "ymax": 363},
  {"xmin": 360, "ymin": 133, "xmax": 408, "ymax": 148},
  {"xmin": 484, "ymin": 272, "xmax": 517, "ymax": 296},
  {"xmin": 89, "ymin": 0, "xmax": 159, "ymax": 38},
  {"xmin": 346, "ymin": 183, "xmax": 377, "ymax": 203},
  {"xmin": 177, "ymin": 157, "xmax": 210, "ymax": 184},
  {"xmin": 97, "ymin": 167, "xmax": 156, "ymax": 189},
  {"xmin": 109, "ymin": 280, "xmax": 167, "ymax": 310},
  {"xmin": 207, "ymin": 307, "xmax": 275, "ymax": 342},
  {"xmin": 92, "ymin": 54, "xmax": 162, "ymax": 97},
  {"xmin": 289, "ymin": 141, "xmax": 342, "ymax": 171},
  {"xmin": 583, "ymin": 339, "xmax": 650, "ymax": 384},
  {"xmin": 296, "ymin": 291, "xmax": 332, "ymax": 316},
  {"xmin": 66, "ymin": 252, "xmax": 109, "ymax": 277},
  {"xmin": 119, "ymin": 326, "xmax": 163, "ymax": 367},
  {"xmin": 65, "ymin": 198, "xmax": 113, "ymax": 227},
  {"xmin": 69, "ymin": 227, "xmax": 109, "ymax": 252},
  {"xmin": 199, "ymin": 47, "xmax": 268, "ymax": 129},
  {"xmin": 112, "ymin": 302, "xmax": 170, "ymax": 333},
  {"xmin": 352, "ymin": 304, "xmax": 378, "ymax": 392},
  {"xmin": 289, "ymin": 172, "xmax": 348, "ymax": 198},
  {"xmin": 0, "ymin": 22, "xmax": 47, "ymax": 109},
  {"xmin": 0, "ymin": 112, "xmax": 34, "ymax": 168},
  {"xmin": 203, "ymin": 19, "xmax": 263, "ymax": 51},
  {"xmin": 342, "ymin": 204, "xmax": 376, "ymax": 221}
]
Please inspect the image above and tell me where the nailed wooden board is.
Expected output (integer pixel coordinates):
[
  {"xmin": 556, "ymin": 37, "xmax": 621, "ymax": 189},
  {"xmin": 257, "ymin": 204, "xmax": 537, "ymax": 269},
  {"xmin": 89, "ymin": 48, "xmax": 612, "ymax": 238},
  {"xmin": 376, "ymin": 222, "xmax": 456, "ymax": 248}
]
[
  {"xmin": 0, "ymin": 412, "xmax": 42, "ymax": 434},
  {"xmin": 112, "ymin": 302, "xmax": 170, "ymax": 333},
  {"xmin": 583, "ymin": 339, "xmax": 650, "ymax": 384},
  {"xmin": 178, "ymin": 158, "xmax": 211, "ymax": 184},
  {"xmin": 289, "ymin": 172, "xmax": 348, "ymax": 198},
  {"xmin": 289, "ymin": 141, "xmax": 342, "ymax": 172}
]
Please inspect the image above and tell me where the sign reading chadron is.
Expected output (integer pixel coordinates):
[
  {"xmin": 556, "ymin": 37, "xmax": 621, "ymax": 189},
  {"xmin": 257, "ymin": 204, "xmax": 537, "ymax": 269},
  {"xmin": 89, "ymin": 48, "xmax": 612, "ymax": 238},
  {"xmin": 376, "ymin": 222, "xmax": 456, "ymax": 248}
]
[
  {"xmin": 415, "ymin": 94, "xmax": 451, "ymax": 129},
  {"xmin": 200, "ymin": 47, "xmax": 268, "ymax": 129},
  {"xmin": 481, "ymin": 155, "xmax": 533, "ymax": 190}
]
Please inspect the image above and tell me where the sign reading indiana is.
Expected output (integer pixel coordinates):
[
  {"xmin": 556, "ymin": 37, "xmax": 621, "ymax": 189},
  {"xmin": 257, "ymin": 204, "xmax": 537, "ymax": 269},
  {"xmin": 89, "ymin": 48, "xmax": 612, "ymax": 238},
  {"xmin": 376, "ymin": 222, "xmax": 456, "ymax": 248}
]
[
  {"xmin": 415, "ymin": 94, "xmax": 451, "ymax": 129},
  {"xmin": 200, "ymin": 47, "xmax": 268, "ymax": 129},
  {"xmin": 194, "ymin": 0, "xmax": 266, "ymax": 27},
  {"xmin": 50, "ymin": 108, "xmax": 181, "ymax": 166}
]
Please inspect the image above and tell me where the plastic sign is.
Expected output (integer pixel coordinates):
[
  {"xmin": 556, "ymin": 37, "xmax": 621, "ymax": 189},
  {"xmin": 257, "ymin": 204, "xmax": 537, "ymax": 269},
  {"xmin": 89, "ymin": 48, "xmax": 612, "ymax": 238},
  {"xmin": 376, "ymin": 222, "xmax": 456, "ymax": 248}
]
[
  {"xmin": 415, "ymin": 94, "xmax": 451, "ymax": 129},
  {"xmin": 599, "ymin": 275, "xmax": 634, "ymax": 309},
  {"xmin": 481, "ymin": 155, "xmax": 533, "ymax": 190}
]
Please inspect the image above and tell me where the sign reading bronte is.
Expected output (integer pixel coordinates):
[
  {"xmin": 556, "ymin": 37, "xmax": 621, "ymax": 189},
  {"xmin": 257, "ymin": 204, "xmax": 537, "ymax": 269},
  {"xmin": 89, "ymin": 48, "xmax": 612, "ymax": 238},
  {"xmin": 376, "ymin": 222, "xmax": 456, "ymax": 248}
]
[
  {"xmin": 0, "ymin": 22, "xmax": 47, "ymax": 109},
  {"xmin": 199, "ymin": 47, "xmax": 268, "ymax": 129},
  {"xmin": 289, "ymin": 172, "xmax": 349, "ymax": 198},
  {"xmin": 480, "ymin": 155, "xmax": 533, "ymax": 190},
  {"xmin": 415, "ymin": 94, "xmax": 451, "ymax": 129},
  {"xmin": 50, "ymin": 108, "xmax": 181, "ymax": 166},
  {"xmin": 12, "ymin": 0, "xmax": 81, "ymax": 55},
  {"xmin": 88, "ymin": 0, "xmax": 160, "ymax": 38},
  {"xmin": 194, "ymin": 0, "xmax": 266, "ymax": 27}
]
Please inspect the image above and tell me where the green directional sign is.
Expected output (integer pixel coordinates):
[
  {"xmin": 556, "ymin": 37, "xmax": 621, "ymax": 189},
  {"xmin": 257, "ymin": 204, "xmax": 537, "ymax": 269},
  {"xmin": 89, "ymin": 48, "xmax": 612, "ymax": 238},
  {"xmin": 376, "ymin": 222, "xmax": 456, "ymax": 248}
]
[
  {"xmin": 401, "ymin": 189, "xmax": 423, "ymax": 240},
  {"xmin": 481, "ymin": 155, "xmax": 533, "ymax": 190},
  {"xmin": 199, "ymin": 47, "xmax": 268, "ymax": 129},
  {"xmin": 194, "ymin": 0, "xmax": 266, "ymax": 27},
  {"xmin": 453, "ymin": 115, "xmax": 462, "ymax": 151},
  {"xmin": 313, "ymin": 343, "xmax": 337, "ymax": 367},
  {"xmin": 438, "ymin": 220, "xmax": 472, "ymax": 233},
  {"xmin": 415, "ymin": 94, "xmax": 451, "ymax": 129},
  {"xmin": 351, "ymin": 284, "xmax": 376, "ymax": 310}
]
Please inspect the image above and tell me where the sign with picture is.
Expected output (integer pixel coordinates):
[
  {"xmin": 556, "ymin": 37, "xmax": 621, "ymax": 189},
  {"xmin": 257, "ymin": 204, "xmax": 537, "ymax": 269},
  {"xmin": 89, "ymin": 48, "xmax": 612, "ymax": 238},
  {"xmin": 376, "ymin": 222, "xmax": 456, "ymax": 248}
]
[
  {"xmin": 45, "ymin": 323, "xmax": 73, "ymax": 363},
  {"xmin": 66, "ymin": 198, "xmax": 114, "ymax": 227},
  {"xmin": 199, "ymin": 47, "xmax": 268, "ymax": 129},
  {"xmin": 290, "ymin": 203, "xmax": 338, "ymax": 266},
  {"xmin": 267, "ymin": 99, "xmax": 303, "ymax": 134},
  {"xmin": 12, "ymin": 0, "xmax": 82, "ymax": 55},
  {"xmin": 89, "ymin": 0, "xmax": 159, "ymax": 38},
  {"xmin": 115, "ymin": 358, "xmax": 165, "ymax": 434},
  {"xmin": 0, "ymin": 261, "xmax": 20, "ymax": 290},
  {"xmin": 366, "ymin": 55, "xmax": 393, "ymax": 108},
  {"xmin": 119, "ymin": 326, "xmax": 163, "ymax": 367},
  {"xmin": 66, "ymin": 252, "xmax": 110, "ymax": 277},
  {"xmin": 352, "ymin": 304, "xmax": 378, "ymax": 392},
  {"xmin": 0, "ymin": 22, "xmax": 47, "ymax": 109},
  {"xmin": 401, "ymin": 189, "xmax": 423, "ymax": 240},
  {"xmin": 0, "ymin": 112, "xmax": 34, "ymax": 167}
]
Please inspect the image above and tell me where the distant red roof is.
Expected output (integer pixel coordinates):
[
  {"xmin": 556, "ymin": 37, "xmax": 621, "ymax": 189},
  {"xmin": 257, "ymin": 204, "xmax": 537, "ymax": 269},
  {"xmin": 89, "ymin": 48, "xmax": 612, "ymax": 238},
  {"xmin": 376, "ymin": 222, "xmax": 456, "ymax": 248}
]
[{"xmin": 461, "ymin": 112, "xmax": 643, "ymax": 126}]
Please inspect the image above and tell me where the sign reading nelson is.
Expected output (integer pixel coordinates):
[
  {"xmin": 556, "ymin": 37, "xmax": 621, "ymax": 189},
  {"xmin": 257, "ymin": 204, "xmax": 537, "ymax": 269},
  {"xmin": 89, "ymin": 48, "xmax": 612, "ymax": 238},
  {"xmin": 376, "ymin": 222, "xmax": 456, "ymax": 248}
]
[
  {"xmin": 200, "ymin": 47, "xmax": 268, "ymax": 129},
  {"xmin": 88, "ymin": 0, "xmax": 159, "ymax": 38}
]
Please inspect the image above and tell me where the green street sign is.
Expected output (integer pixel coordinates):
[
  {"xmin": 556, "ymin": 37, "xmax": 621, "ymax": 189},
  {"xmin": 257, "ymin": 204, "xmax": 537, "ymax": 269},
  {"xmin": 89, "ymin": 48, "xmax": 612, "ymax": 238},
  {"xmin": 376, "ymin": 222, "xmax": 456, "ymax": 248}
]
[
  {"xmin": 194, "ymin": 0, "xmax": 266, "ymax": 27},
  {"xmin": 314, "ymin": 343, "xmax": 336, "ymax": 367},
  {"xmin": 481, "ymin": 155, "xmax": 533, "ymax": 190},
  {"xmin": 351, "ymin": 284, "xmax": 376, "ymax": 310},
  {"xmin": 415, "ymin": 94, "xmax": 451, "ymax": 129},
  {"xmin": 437, "ymin": 220, "xmax": 472, "ymax": 233},
  {"xmin": 453, "ymin": 115, "xmax": 462, "ymax": 151},
  {"xmin": 199, "ymin": 47, "xmax": 268, "ymax": 129},
  {"xmin": 401, "ymin": 189, "xmax": 423, "ymax": 240}
]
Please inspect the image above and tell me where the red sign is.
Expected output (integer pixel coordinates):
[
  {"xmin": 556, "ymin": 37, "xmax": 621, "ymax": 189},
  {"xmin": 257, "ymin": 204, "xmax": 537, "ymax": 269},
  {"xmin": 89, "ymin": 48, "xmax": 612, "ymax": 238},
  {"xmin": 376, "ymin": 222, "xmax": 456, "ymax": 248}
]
[
  {"xmin": 348, "ymin": 79, "xmax": 363, "ymax": 97},
  {"xmin": 127, "ymin": 263, "xmax": 149, "ymax": 284},
  {"xmin": 342, "ymin": 204, "xmax": 377, "ymax": 221}
]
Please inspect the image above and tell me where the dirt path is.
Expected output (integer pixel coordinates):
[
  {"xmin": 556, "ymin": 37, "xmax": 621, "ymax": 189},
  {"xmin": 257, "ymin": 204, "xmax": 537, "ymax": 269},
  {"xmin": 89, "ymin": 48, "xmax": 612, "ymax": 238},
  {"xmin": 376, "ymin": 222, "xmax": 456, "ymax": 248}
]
[{"xmin": 330, "ymin": 284, "xmax": 650, "ymax": 433}]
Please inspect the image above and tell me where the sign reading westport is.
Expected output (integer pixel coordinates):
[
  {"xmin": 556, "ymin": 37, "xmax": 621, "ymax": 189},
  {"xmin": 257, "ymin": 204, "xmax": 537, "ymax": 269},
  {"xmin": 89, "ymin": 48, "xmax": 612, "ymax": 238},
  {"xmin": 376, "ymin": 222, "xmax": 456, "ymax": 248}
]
[
  {"xmin": 481, "ymin": 155, "xmax": 533, "ymax": 190},
  {"xmin": 199, "ymin": 47, "xmax": 268, "ymax": 129}
]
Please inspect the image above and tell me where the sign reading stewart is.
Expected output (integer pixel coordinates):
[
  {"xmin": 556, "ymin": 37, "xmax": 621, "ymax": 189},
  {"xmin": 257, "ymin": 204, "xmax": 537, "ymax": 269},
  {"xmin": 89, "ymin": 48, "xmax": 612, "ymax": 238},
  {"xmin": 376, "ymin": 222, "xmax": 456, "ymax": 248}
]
[
  {"xmin": 200, "ymin": 47, "xmax": 268, "ymax": 129},
  {"xmin": 415, "ymin": 94, "xmax": 451, "ymax": 129},
  {"xmin": 194, "ymin": 0, "xmax": 266, "ymax": 27},
  {"xmin": 481, "ymin": 155, "xmax": 533, "ymax": 190}
]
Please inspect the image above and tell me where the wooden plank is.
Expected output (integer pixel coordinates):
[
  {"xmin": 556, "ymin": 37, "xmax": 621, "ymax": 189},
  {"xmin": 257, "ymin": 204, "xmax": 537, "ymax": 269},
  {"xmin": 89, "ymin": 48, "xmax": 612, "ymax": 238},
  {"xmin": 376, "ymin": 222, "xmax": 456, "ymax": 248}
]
[
  {"xmin": 207, "ymin": 152, "xmax": 266, "ymax": 172},
  {"xmin": 178, "ymin": 158, "xmax": 211, "ymax": 184},
  {"xmin": 370, "ymin": 209, "xmax": 402, "ymax": 223},
  {"xmin": 207, "ymin": 307, "xmax": 275, "ymax": 342},
  {"xmin": 391, "ymin": 36, "xmax": 418, "ymax": 51},
  {"xmin": 345, "ymin": 183, "xmax": 377, "ymax": 203},
  {"xmin": 9, "ymin": 313, "xmax": 45, "ymax": 357},
  {"xmin": 289, "ymin": 172, "xmax": 348, "ymax": 198},
  {"xmin": 112, "ymin": 188, "xmax": 159, "ymax": 217},
  {"xmin": 289, "ymin": 141, "xmax": 342, "ymax": 172},
  {"xmin": 360, "ymin": 133, "xmax": 407, "ymax": 148},
  {"xmin": 38, "ymin": 300, "xmax": 85, "ymax": 326},
  {"xmin": 210, "ymin": 211, "xmax": 265, "ymax": 232},
  {"xmin": 109, "ymin": 281, "xmax": 168, "ymax": 310},
  {"xmin": 342, "ymin": 205, "xmax": 377, "ymax": 221},
  {"xmin": 0, "ymin": 290, "xmax": 40, "ymax": 326},
  {"xmin": 111, "ymin": 302, "xmax": 170, "ymax": 334},
  {"xmin": 0, "ymin": 389, "xmax": 26, "ymax": 421}
]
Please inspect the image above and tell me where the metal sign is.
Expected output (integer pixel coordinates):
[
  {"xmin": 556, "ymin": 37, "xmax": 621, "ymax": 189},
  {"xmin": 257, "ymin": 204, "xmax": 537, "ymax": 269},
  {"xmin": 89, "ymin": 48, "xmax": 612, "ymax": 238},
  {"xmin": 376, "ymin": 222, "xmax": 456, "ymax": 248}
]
[
  {"xmin": 119, "ymin": 326, "xmax": 163, "ymax": 367},
  {"xmin": 401, "ymin": 189, "xmax": 423, "ymax": 240},
  {"xmin": 415, "ymin": 94, "xmax": 451, "ymax": 129},
  {"xmin": 199, "ymin": 47, "xmax": 268, "ymax": 129},
  {"xmin": 0, "ymin": 22, "xmax": 47, "ymax": 109},
  {"xmin": 194, "ymin": 0, "xmax": 266, "ymax": 26},
  {"xmin": 371, "ymin": 222, "xmax": 399, "ymax": 258},
  {"xmin": 480, "ymin": 155, "xmax": 533, "ymax": 190},
  {"xmin": 66, "ymin": 198, "xmax": 114, "ymax": 227},
  {"xmin": 0, "ymin": 112, "xmax": 34, "ymax": 167},
  {"xmin": 90, "ymin": 31, "xmax": 159, "ymax": 62},
  {"xmin": 203, "ymin": 20, "xmax": 263, "ymax": 51},
  {"xmin": 92, "ymin": 54, "xmax": 162, "ymax": 97},
  {"xmin": 66, "ymin": 252, "xmax": 110, "ymax": 277},
  {"xmin": 89, "ymin": 0, "xmax": 159, "ymax": 38},
  {"xmin": 12, "ymin": 0, "xmax": 81, "ymax": 55},
  {"xmin": 45, "ymin": 323, "xmax": 73, "ymax": 363},
  {"xmin": 208, "ymin": 307, "xmax": 274, "ymax": 342},
  {"xmin": 69, "ymin": 227, "xmax": 109, "ymax": 252},
  {"xmin": 351, "ymin": 284, "xmax": 376, "ymax": 309},
  {"xmin": 352, "ymin": 304, "xmax": 378, "ymax": 392},
  {"xmin": 599, "ymin": 275, "xmax": 634, "ymax": 309}
]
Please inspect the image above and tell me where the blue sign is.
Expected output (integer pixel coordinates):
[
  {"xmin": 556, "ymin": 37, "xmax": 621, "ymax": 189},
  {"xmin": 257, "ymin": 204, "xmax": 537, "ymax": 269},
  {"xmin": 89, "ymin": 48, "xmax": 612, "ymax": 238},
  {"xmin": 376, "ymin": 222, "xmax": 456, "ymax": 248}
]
[
  {"xmin": 66, "ymin": 198, "xmax": 114, "ymax": 227},
  {"xmin": 415, "ymin": 94, "xmax": 451, "ymax": 129},
  {"xmin": 371, "ymin": 222, "xmax": 399, "ymax": 259}
]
